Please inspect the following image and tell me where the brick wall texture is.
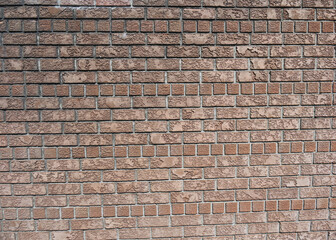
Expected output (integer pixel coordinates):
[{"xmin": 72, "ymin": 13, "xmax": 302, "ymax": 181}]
[{"xmin": 1, "ymin": 0, "xmax": 336, "ymax": 239}]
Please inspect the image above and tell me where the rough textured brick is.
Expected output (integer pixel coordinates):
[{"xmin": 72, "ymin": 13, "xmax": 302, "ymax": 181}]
[{"xmin": 1, "ymin": 1, "xmax": 335, "ymax": 238}]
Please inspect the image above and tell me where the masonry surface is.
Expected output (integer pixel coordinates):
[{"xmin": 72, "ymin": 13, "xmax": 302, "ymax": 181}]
[{"xmin": 1, "ymin": 0, "xmax": 336, "ymax": 239}]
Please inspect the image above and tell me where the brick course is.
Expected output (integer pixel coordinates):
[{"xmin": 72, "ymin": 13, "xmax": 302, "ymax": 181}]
[{"xmin": 1, "ymin": 0, "xmax": 336, "ymax": 239}]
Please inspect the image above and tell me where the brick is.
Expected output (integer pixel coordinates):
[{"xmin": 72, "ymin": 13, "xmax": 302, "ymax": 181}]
[
  {"xmin": 237, "ymin": 212, "xmax": 266, "ymax": 223},
  {"xmin": 269, "ymin": 188, "xmax": 298, "ymax": 199},
  {"xmin": 251, "ymin": 177, "xmax": 280, "ymax": 189},
  {"xmin": 203, "ymin": 120, "xmax": 235, "ymax": 131},
  {"xmin": 105, "ymin": 218, "xmax": 135, "ymax": 229},
  {"xmin": 271, "ymin": 46, "xmax": 301, "ymax": 57},
  {"xmin": 282, "ymin": 154, "xmax": 313, "ymax": 165},
  {"xmin": 217, "ymin": 59, "xmax": 248, "ymax": 70},
  {"xmin": 63, "ymin": 98, "xmax": 95, "ymax": 109},
  {"xmin": 218, "ymin": 132, "xmax": 249, "ymax": 143},
  {"xmin": 217, "ymin": 224, "xmax": 247, "ymax": 235},
  {"xmin": 132, "ymin": 72, "xmax": 164, "ymax": 83},
  {"xmin": 112, "ymin": 7, "xmax": 144, "ymax": 18},
  {"xmin": 284, "ymin": 9, "xmax": 315, "ymax": 20},
  {"xmin": 285, "ymin": 58, "xmax": 315, "ymax": 69},
  {"xmin": 118, "ymin": 182, "xmax": 149, "ymax": 193},
  {"xmin": 133, "ymin": 97, "xmax": 166, "ymax": 108},
  {"xmin": 98, "ymin": 72, "xmax": 130, "ymax": 83},
  {"xmin": 29, "ymin": 122, "xmax": 62, "ymax": 134},
  {"xmin": 185, "ymin": 225, "xmax": 215, "ymax": 236},
  {"xmin": 37, "ymin": 220, "xmax": 69, "ymax": 231},
  {"xmin": 77, "ymin": 59, "xmax": 110, "ymax": 71},
  {"xmin": 170, "ymin": 192, "xmax": 202, "ymax": 203},
  {"xmin": 311, "ymin": 220, "xmax": 336, "ymax": 231},
  {"xmin": 249, "ymin": 223, "xmax": 279, "ymax": 234},
  {"xmin": 0, "ymin": 98, "xmax": 23, "ymax": 109},
  {"xmin": 112, "ymin": 33, "xmax": 146, "ymax": 45},
  {"xmin": 147, "ymin": 7, "xmax": 180, "ymax": 19},
  {"xmin": 303, "ymin": 70, "xmax": 334, "ymax": 81},
  {"xmin": 217, "ymin": 33, "xmax": 249, "ymax": 45},
  {"xmin": 318, "ymin": 34, "xmax": 336, "ymax": 45},
  {"xmin": 39, "ymin": 33, "xmax": 73, "ymax": 45},
  {"xmin": 170, "ymin": 120, "xmax": 202, "ymax": 132},
  {"xmin": 151, "ymin": 181, "xmax": 182, "ymax": 192},
  {"xmin": 171, "ymin": 168, "xmax": 202, "ymax": 179},
  {"xmin": 237, "ymin": 96, "xmax": 267, "ymax": 106},
  {"xmin": 49, "ymin": 183, "xmax": 81, "ymax": 195},
  {"xmin": 148, "ymin": 33, "xmax": 180, "ymax": 45},
  {"xmin": 17, "ymin": 232, "xmax": 49, "ymax": 240},
  {"xmin": 184, "ymin": 179, "xmax": 215, "ymax": 191},
  {"xmin": 204, "ymin": 190, "xmax": 235, "ymax": 202},
  {"xmin": 250, "ymin": 9, "xmax": 281, "ymax": 19},
  {"xmin": 168, "ymin": 72, "xmax": 199, "ymax": 83},
  {"xmin": 280, "ymin": 222, "xmax": 310, "ymax": 232},
  {"xmin": 203, "ymin": 72, "xmax": 234, "ymax": 83},
  {"xmin": 35, "ymin": 196, "xmax": 67, "ymax": 207},
  {"xmin": 115, "ymin": 134, "xmax": 147, "ymax": 145},
  {"xmin": 42, "ymin": 110, "xmax": 75, "ymax": 122},
  {"xmin": 147, "ymin": 59, "xmax": 179, "ymax": 70},
  {"xmin": 47, "ymin": 160, "xmax": 80, "ymax": 171},
  {"xmin": 112, "ymin": 59, "xmax": 145, "ymax": 70},
  {"xmin": 251, "ymin": 34, "xmax": 282, "ymax": 44},
  {"xmin": 76, "ymin": 8, "xmax": 109, "ymax": 18},
  {"xmin": 137, "ymin": 193, "xmax": 169, "ymax": 204},
  {"xmin": 218, "ymin": 178, "xmax": 248, "ymax": 190},
  {"xmin": 86, "ymin": 230, "xmax": 116, "ymax": 240},
  {"xmin": 0, "ymin": 123, "xmax": 25, "ymax": 134},
  {"xmin": 269, "ymin": 95, "xmax": 300, "ymax": 106},
  {"xmin": 3, "ymin": 220, "xmax": 35, "ymax": 231},
  {"xmin": 298, "ymin": 233, "xmax": 328, "ymax": 240},
  {"xmin": 237, "ymin": 119, "xmax": 267, "ymax": 130},
  {"xmin": 26, "ymin": 72, "xmax": 60, "ymax": 84},
  {"xmin": 318, "ymin": 58, "xmax": 336, "ymax": 69},
  {"xmin": 40, "ymin": 59, "xmax": 74, "ymax": 71},
  {"xmin": 217, "ymin": 156, "xmax": 248, "ymax": 167},
  {"xmin": 23, "ymin": 46, "xmax": 57, "ymax": 58},
  {"xmin": 269, "ymin": 119, "xmax": 299, "ymax": 130},
  {"xmin": 39, "ymin": 6, "xmax": 73, "ymax": 18},
  {"xmin": 32, "ymin": 172, "xmax": 66, "ymax": 183},
  {"xmin": 150, "ymin": 133, "xmax": 181, "ymax": 144},
  {"xmin": 182, "ymin": 58, "xmax": 214, "ymax": 70},
  {"xmin": 203, "ymin": 96, "xmax": 235, "ymax": 107},
  {"xmin": 269, "ymin": 165, "xmax": 300, "ymax": 176},
  {"xmin": 282, "ymin": 176, "xmax": 311, "ymax": 187},
  {"xmin": 304, "ymin": 46, "xmax": 334, "ymax": 57},
  {"xmin": 1, "ymin": 196, "xmax": 33, "ymax": 208},
  {"xmin": 283, "ymin": 130, "xmax": 314, "ymax": 141},
  {"xmin": 184, "ymin": 156, "xmax": 215, "ymax": 168},
  {"xmin": 167, "ymin": 46, "xmax": 199, "ymax": 58},
  {"xmin": 3, "ymin": 33, "xmax": 37, "ymax": 45},
  {"xmin": 251, "ymin": 59, "xmax": 282, "ymax": 70},
  {"xmin": 152, "ymin": 227, "xmax": 183, "ymax": 238},
  {"xmin": 270, "ymin": 71, "xmax": 301, "ymax": 82},
  {"xmin": 168, "ymin": 96, "xmax": 201, "ymax": 107}
]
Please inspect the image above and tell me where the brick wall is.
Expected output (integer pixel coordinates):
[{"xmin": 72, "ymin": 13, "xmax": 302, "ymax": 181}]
[{"xmin": 1, "ymin": 0, "xmax": 336, "ymax": 239}]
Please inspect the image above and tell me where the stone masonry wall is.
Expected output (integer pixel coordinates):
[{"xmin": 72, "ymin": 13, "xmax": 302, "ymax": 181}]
[{"xmin": 1, "ymin": 0, "xmax": 336, "ymax": 239}]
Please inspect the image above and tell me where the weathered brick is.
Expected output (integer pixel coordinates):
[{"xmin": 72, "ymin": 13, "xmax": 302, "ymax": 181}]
[
  {"xmin": 112, "ymin": 33, "xmax": 146, "ymax": 45},
  {"xmin": 147, "ymin": 7, "xmax": 180, "ymax": 19},
  {"xmin": 251, "ymin": 34, "xmax": 282, "ymax": 44},
  {"xmin": 284, "ymin": 9, "xmax": 315, "ymax": 20},
  {"xmin": 280, "ymin": 222, "xmax": 311, "ymax": 232},
  {"xmin": 1, "ymin": 1, "xmax": 336, "ymax": 236},
  {"xmin": 3, "ymin": 33, "xmax": 37, "ymax": 45},
  {"xmin": 237, "ymin": 96, "xmax": 267, "ymax": 106},
  {"xmin": 217, "ymin": 33, "xmax": 249, "ymax": 45}
]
